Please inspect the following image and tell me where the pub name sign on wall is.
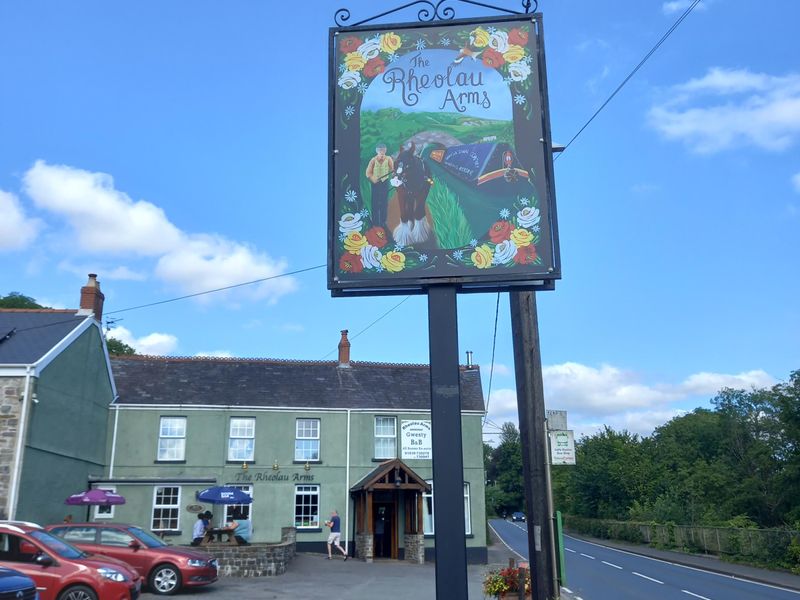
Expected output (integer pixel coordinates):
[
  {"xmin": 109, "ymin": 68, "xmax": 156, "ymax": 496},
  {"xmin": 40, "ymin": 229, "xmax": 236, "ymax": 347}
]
[{"xmin": 328, "ymin": 8, "xmax": 560, "ymax": 296}]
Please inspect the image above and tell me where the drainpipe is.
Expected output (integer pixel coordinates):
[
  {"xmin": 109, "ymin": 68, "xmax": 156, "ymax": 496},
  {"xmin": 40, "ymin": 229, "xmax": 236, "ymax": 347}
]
[
  {"xmin": 345, "ymin": 409, "xmax": 351, "ymax": 552},
  {"xmin": 8, "ymin": 366, "xmax": 33, "ymax": 520},
  {"xmin": 108, "ymin": 398, "xmax": 120, "ymax": 478}
]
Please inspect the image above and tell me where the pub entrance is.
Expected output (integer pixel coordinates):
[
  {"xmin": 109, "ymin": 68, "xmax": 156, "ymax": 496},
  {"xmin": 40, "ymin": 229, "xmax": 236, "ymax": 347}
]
[{"xmin": 350, "ymin": 459, "xmax": 430, "ymax": 563}]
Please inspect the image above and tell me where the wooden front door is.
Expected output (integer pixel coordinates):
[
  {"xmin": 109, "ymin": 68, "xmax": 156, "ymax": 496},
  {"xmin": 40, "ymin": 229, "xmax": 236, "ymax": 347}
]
[{"xmin": 372, "ymin": 502, "xmax": 396, "ymax": 559}]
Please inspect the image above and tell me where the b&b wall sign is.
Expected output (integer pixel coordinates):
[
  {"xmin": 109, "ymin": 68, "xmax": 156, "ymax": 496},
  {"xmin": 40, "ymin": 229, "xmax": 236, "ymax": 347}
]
[{"xmin": 328, "ymin": 14, "xmax": 560, "ymax": 296}]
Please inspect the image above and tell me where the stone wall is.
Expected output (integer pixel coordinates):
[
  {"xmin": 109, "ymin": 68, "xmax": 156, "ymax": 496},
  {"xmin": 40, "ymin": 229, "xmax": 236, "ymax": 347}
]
[
  {"xmin": 356, "ymin": 532, "xmax": 373, "ymax": 562},
  {"xmin": 0, "ymin": 378, "xmax": 24, "ymax": 520},
  {"xmin": 403, "ymin": 533, "xmax": 425, "ymax": 564},
  {"xmin": 201, "ymin": 527, "xmax": 297, "ymax": 577}
]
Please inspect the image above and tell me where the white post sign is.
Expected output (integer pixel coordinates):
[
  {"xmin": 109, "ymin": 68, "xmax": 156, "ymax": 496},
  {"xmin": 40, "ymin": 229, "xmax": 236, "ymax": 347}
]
[
  {"xmin": 401, "ymin": 420, "xmax": 432, "ymax": 460},
  {"xmin": 549, "ymin": 430, "xmax": 576, "ymax": 465}
]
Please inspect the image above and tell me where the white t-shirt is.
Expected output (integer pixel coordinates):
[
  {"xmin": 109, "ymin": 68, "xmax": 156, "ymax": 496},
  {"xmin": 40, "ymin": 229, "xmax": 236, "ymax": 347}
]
[{"xmin": 192, "ymin": 518, "xmax": 206, "ymax": 539}]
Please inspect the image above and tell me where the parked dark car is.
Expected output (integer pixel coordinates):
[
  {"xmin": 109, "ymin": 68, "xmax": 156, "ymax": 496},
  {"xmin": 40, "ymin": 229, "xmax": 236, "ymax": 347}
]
[
  {"xmin": 0, "ymin": 565, "xmax": 38, "ymax": 599},
  {"xmin": 511, "ymin": 511, "xmax": 526, "ymax": 522},
  {"xmin": 46, "ymin": 523, "xmax": 217, "ymax": 596}
]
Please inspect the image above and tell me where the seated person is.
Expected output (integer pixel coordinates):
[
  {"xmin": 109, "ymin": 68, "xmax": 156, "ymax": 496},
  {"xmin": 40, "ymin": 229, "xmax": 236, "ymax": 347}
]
[
  {"xmin": 225, "ymin": 509, "xmax": 251, "ymax": 545},
  {"xmin": 191, "ymin": 513, "xmax": 208, "ymax": 546}
]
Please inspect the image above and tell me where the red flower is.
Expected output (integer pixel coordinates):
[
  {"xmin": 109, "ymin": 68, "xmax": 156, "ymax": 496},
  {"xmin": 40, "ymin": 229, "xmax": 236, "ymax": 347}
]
[
  {"xmin": 365, "ymin": 226, "xmax": 389, "ymax": 248},
  {"xmin": 482, "ymin": 48, "xmax": 505, "ymax": 69},
  {"xmin": 509, "ymin": 28, "xmax": 529, "ymax": 46},
  {"xmin": 363, "ymin": 57, "xmax": 386, "ymax": 78},
  {"xmin": 339, "ymin": 36, "xmax": 362, "ymax": 54},
  {"xmin": 488, "ymin": 220, "xmax": 513, "ymax": 243},
  {"xmin": 513, "ymin": 245, "xmax": 538, "ymax": 265},
  {"xmin": 339, "ymin": 253, "xmax": 364, "ymax": 273}
]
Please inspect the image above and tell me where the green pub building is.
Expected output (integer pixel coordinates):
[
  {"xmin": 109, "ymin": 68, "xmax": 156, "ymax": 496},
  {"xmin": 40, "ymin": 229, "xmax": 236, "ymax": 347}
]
[{"xmin": 103, "ymin": 331, "xmax": 488, "ymax": 563}]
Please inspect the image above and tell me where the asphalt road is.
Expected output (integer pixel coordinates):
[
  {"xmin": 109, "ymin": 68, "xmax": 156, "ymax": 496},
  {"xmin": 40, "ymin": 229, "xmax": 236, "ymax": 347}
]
[{"xmin": 489, "ymin": 518, "xmax": 800, "ymax": 600}]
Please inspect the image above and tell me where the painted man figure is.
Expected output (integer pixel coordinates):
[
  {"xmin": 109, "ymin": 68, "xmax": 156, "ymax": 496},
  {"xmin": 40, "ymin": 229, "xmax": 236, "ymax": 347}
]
[{"xmin": 365, "ymin": 143, "xmax": 394, "ymax": 229}]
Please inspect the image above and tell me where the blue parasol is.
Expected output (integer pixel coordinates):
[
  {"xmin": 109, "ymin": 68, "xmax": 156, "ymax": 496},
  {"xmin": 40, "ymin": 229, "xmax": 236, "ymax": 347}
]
[{"xmin": 196, "ymin": 485, "xmax": 253, "ymax": 505}]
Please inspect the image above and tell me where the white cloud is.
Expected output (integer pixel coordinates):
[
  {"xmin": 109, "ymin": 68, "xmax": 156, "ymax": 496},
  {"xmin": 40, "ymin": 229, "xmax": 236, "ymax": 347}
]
[
  {"xmin": 108, "ymin": 326, "xmax": 178, "ymax": 355},
  {"xmin": 662, "ymin": 0, "xmax": 709, "ymax": 15},
  {"xmin": 648, "ymin": 68, "xmax": 800, "ymax": 153},
  {"xmin": 194, "ymin": 350, "xmax": 233, "ymax": 358},
  {"xmin": 680, "ymin": 370, "xmax": 775, "ymax": 395},
  {"xmin": 0, "ymin": 190, "xmax": 40, "ymax": 251},
  {"xmin": 58, "ymin": 260, "xmax": 146, "ymax": 281},
  {"xmin": 22, "ymin": 161, "xmax": 297, "ymax": 304},
  {"xmin": 792, "ymin": 172, "xmax": 800, "ymax": 193}
]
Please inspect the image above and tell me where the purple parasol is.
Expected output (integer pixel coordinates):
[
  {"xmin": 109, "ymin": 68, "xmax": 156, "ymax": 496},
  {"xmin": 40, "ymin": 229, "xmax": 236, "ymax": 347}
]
[{"xmin": 65, "ymin": 488, "xmax": 126, "ymax": 506}]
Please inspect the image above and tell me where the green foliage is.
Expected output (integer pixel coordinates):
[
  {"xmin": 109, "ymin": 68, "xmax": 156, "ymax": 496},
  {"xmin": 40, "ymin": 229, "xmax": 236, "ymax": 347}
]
[
  {"xmin": 485, "ymin": 423, "xmax": 525, "ymax": 516},
  {"xmin": 0, "ymin": 292, "xmax": 45, "ymax": 309},
  {"xmin": 106, "ymin": 337, "xmax": 136, "ymax": 355},
  {"xmin": 425, "ymin": 176, "xmax": 474, "ymax": 248}
]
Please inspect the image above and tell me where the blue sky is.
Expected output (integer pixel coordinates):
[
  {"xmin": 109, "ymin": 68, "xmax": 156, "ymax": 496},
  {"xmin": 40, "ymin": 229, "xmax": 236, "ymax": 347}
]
[{"xmin": 1, "ymin": 0, "xmax": 798, "ymax": 442}]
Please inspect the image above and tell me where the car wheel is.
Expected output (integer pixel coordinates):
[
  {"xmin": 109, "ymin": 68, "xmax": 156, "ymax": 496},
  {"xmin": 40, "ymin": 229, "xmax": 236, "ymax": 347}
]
[
  {"xmin": 149, "ymin": 563, "xmax": 182, "ymax": 595},
  {"xmin": 57, "ymin": 585, "xmax": 98, "ymax": 600}
]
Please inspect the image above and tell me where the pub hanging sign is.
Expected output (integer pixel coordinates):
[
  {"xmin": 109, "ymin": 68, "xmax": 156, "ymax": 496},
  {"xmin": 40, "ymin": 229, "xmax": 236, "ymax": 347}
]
[{"xmin": 328, "ymin": 14, "xmax": 560, "ymax": 296}]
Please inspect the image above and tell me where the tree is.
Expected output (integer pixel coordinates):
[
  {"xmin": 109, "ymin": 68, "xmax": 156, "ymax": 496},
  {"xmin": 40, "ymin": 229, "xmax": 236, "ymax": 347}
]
[
  {"xmin": 106, "ymin": 337, "xmax": 136, "ymax": 355},
  {"xmin": 485, "ymin": 422, "xmax": 525, "ymax": 515},
  {"xmin": 0, "ymin": 292, "xmax": 45, "ymax": 309}
]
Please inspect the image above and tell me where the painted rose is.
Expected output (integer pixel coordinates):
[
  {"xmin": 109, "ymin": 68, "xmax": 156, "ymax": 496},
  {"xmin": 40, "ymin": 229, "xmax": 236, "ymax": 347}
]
[
  {"xmin": 503, "ymin": 44, "xmax": 525, "ymax": 64},
  {"xmin": 517, "ymin": 206, "xmax": 541, "ymax": 229},
  {"xmin": 338, "ymin": 212, "xmax": 363, "ymax": 234},
  {"xmin": 488, "ymin": 31, "xmax": 509, "ymax": 53},
  {"xmin": 363, "ymin": 56, "xmax": 386, "ymax": 78},
  {"xmin": 338, "ymin": 70, "xmax": 361, "ymax": 90},
  {"xmin": 513, "ymin": 244, "xmax": 537, "ymax": 265},
  {"xmin": 339, "ymin": 253, "xmax": 363, "ymax": 273},
  {"xmin": 471, "ymin": 244, "xmax": 494, "ymax": 269},
  {"xmin": 357, "ymin": 36, "xmax": 382, "ymax": 61},
  {"xmin": 381, "ymin": 250, "xmax": 406, "ymax": 273},
  {"xmin": 507, "ymin": 60, "xmax": 532, "ymax": 82},
  {"xmin": 380, "ymin": 32, "xmax": 402, "ymax": 53},
  {"xmin": 344, "ymin": 51, "xmax": 366, "ymax": 72},
  {"xmin": 482, "ymin": 48, "xmax": 505, "ymax": 69},
  {"xmin": 488, "ymin": 220, "xmax": 513, "ymax": 243},
  {"xmin": 344, "ymin": 231, "xmax": 368, "ymax": 254},
  {"xmin": 470, "ymin": 27, "xmax": 490, "ymax": 48},
  {"xmin": 509, "ymin": 28, "xmax": 528, "ymax": 46},
  {"xmin": 360, "ymin": 245, "xmax": 383, "ymax": 270},
  {"xmin": 510, "ymin": 227, "xmax": 534, "ymax": 248},
  {"xmin": 339, "ymin": 36, "xmax": 362, "ymax": 54},
  {"xmin": 492, "ymin": 240, "xmax": 518, "ymax": 265},
  {"xmin": 365, "ymin": 226, "xmax": 389, "ymax": 248}
]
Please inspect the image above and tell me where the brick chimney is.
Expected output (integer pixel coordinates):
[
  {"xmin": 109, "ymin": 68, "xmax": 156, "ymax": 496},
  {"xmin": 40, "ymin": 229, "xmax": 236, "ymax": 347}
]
[
  {"xmin": 337, "ymin": 330, "xmax": 351, "ymax": 368},
  {"xmin": 78, "ymin": 274, "xmax": 105, "ymax": 321}
]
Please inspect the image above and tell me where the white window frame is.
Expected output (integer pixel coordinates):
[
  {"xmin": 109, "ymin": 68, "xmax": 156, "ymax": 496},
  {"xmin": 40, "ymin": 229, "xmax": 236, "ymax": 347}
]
[
  {"xmin": 423, "ymin": 481, "xmax": 472, "ymax": 535},
  {"xmin": 374, "ymin": 416, "xmax": 397, "ymax": 459},
  {"xmin": 157, "ymin": 417, "xmax": 186, "ymax": 461},
  {"xmin": 151, "ymin": 486, "xmax": 181, "ymax": 531},
  {"xmin": 228, "ymin": 417, "xmax": 255, "ymax": 462},
  {"xmin": 92, "ymin": 485, "xmax": 117, "ymax": 520},
  {"xmin": 223, "ymin": 484, "xmax": 253, "ymax": 523},
  {"xmin": 294, "ymin": 418, "xmax": 320, "ymax": 462},
  {"xmin": 294, "ymin": 484, "xmax": 320, "ymax": 529}
]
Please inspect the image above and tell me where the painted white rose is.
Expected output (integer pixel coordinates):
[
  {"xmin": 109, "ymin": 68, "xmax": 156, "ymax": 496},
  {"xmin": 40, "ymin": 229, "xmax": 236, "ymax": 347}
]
[
  {"xmin": 507, "ymin": 60, "xmax": 532, "ymax": 82},
  {"xmin": 338, "ymin": 70, "xmax": 361, "ymax": 90},
  {"xmin": 488, "ymin": 31, "xmax": 509, "ymax": 53},
  {"xmin": 361, "ymin": 245, "xmax": 383, "ymax": 270},
  {"xmin": 390, "ymin": 176, "xmax": 402, "ymax": 187},
  {"xmin": 357, "ymin": 37, "xmax": 382, "ymax": 61},
  {"xmin": 516, "ymin": 206, "xmax": 540, "ymax": 229},
  {"xmin": 339, "ymin": 212, "xmax": 363, "ymax": 234},
  {"xmin": 492, "ymin": 240, "xmax": 518, "ymax": 265}
]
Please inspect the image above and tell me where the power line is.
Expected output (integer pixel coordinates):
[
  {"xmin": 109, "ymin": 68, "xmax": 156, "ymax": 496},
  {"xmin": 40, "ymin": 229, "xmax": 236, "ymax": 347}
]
[
  {"xmin": 322, "ymin": 295, "xmax": 413, "ymax": 359},
  {"xmin": 483, "ymin": 292, "xmax": 501, "ymax": 425},
  {"xmin": 555, "ymin": 0, "xmax": 703, "ymax": 159},
  {"xmin": 105, "ymin": 264, "xmax": 325, "ymax": 315}
]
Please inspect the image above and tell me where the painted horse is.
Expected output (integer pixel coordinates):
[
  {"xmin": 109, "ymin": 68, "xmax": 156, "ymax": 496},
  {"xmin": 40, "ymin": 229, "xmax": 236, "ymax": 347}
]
[{"xmin": 389, "ymin": 142, "xmax": 433, "ymax": 246}]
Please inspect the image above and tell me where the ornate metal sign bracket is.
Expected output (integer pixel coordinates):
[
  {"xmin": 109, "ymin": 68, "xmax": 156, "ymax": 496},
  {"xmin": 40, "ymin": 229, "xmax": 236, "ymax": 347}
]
[{"xmin": 334, "ymin": 0, "xmax": 537, "ymax": 27}]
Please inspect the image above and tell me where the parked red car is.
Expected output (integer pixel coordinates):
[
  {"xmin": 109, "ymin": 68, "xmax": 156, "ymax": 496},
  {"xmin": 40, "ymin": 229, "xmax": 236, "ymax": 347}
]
[
  {"xmin": 0, "ymin": 521, "xmax": 141, "ymax": 600},
  {"xmin": 46, "ymin": 523, "xmax": 217, "ymax": 595}
]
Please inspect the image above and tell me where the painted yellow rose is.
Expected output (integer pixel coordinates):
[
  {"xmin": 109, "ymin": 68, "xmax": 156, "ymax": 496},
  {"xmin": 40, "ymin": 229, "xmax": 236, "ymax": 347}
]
[
  {"xmin": 381, "ymin": 251, "xmax": 406, "ymax": 272},
  {"xmin": 344, "ymin": 51, "xmax": 366, "ymax": 72},
  {"xmin": 510, "ymin": 228, "xmax": 533, "ymax": 248},
  {"xmin": 381, "ymin": 32, "xmax": 402, "ymax": 54},
  {"xmin": 503, "ymin": 44, "xmax": 525, "ymax": 63},
  {"xmin": 344, "ymin": 231, "xmax": 368, "ymax": 254},
  {"xmin": 471, "ymin": 244, "xmax": 493, "ymax": 269},
  {"xmin": 471, "ymin": 27, "xmax": 490, "ymax": 48}
]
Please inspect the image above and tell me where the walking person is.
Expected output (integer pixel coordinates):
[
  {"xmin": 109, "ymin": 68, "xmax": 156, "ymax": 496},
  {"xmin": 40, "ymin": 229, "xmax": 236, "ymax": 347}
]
[{"xmin": 325, "ymin": 509, "xmax": 348, "ymax": 560}]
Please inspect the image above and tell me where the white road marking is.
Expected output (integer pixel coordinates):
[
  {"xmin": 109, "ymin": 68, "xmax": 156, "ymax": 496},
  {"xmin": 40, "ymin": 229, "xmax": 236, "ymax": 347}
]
[
  {"xmin": 634, "ymin": 572, "xmax": 664, "ymax": 584},
  {"xmin": 565, "ymin": 547, "xmax": 576, "ymax": 553},
  {"xmin": 561, "ymin": 587, "xmax": 573, "ymax": 593},
  {"xmin": 487, "ymin": 521, "xmax": 527, "ymax": 561},
  {"xmin": 602, "ymin": 560, "xmax": 622, "ymax": 569},
  {"xmin": 682, "ymin": 591, "xmax": 712, "ymax": 600},
  {"xmin": 580, "ymin": 553, "xmax": 595, "ymax": 559}
]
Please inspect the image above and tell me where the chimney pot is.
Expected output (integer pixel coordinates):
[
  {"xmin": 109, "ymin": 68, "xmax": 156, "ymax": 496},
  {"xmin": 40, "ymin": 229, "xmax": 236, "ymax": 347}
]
[
  {"xmin": 79, "ymin": 273, "xmax": 105, "ymax": 321},
  {"xmin": 466, "ymin": 350, "xmax": 474, "ymax": 368},
  {"xmin": 337, "ymin": 329, "xmax": 351, "ymax": 368}
]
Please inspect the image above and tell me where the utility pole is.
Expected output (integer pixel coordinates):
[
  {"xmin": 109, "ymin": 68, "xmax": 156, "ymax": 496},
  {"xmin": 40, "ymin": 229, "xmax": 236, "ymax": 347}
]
[{"xmin": 510, "ymin": 290, "xmax": 558, "ymax": 600}]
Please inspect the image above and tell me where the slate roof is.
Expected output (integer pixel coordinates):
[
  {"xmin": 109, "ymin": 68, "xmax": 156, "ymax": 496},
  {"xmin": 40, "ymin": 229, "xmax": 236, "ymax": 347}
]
[
  {"xmin": 0, "ymin": 310, "xmax": 88, "ymax": 365},
  {"xmin": 111, "ymin": 355, "xmax": 485, "ymax": 412}
]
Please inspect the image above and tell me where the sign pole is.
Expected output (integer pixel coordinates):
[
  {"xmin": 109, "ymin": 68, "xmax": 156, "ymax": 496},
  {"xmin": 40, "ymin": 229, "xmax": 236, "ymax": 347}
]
[
  {"xmin": 428, "ymin": 285, "xmax": 469, "ymax": 599},
  {"xmin": 510, "ymin": 290, "xmax": 558, "ymax": 600}
]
